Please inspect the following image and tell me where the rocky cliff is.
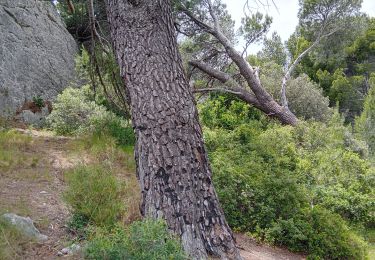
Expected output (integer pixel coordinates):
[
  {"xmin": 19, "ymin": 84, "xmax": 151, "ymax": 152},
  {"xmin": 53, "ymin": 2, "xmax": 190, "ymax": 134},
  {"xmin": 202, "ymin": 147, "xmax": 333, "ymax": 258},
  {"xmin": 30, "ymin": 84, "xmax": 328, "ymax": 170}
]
[{"xmin": 0, "ymin": 0, "xmax": 77, "ymax": 116}]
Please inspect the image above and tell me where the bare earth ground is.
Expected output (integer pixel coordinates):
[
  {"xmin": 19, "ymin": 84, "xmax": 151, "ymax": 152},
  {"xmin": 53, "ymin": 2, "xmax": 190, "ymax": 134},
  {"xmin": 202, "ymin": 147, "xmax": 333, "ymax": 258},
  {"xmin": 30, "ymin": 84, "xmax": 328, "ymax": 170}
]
[
  {"xmin": 236, "ymin": 234, "xmax": 305, "ymax": 260},
  {"xmin": 0, "ymin": 129, "xmax": 83, "ymax": 259},
  {"xmin": 0, "ymin": 129, "xmax": 305, "ymax": 260}
]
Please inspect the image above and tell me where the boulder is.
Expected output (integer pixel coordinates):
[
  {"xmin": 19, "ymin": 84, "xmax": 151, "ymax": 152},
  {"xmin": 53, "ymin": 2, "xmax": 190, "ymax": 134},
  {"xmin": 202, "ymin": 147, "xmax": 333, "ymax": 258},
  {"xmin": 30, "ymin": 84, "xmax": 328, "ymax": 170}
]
[
  {"xmin": 57, "ymin": 243, "xmax": 82, "ymax": 256},
  {"xmin": 14, "ymin": 99, "xmax": 52, "ymax": 127},
  {"xmin": 16, "ymin": 106, "xmax": 50, "ymax": 127},
  {"xmin": 0, "ymin": 0, "xmax": 77, "ymax": 117},
  {"xmin": 1, "ymin": 213, "xmax": 48, "ymax": 242}
]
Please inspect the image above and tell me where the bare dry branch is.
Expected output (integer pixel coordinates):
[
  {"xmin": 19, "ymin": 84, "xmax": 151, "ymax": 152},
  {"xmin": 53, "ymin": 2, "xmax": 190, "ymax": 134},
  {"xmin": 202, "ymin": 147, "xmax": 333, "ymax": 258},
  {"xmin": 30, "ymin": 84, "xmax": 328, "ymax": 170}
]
[{"xmin": 280, "ymin": 26, "xmax": 340, "ymax": 107}]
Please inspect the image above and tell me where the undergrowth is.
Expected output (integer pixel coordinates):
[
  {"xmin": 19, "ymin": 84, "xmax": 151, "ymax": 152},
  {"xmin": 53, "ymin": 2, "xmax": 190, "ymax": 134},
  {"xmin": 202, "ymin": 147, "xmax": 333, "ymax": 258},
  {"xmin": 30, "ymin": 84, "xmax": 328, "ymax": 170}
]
[
  {"xmin": 63, "ymin": 139, "xmax": 184, "ymax": 259},
  {"xmin": 64, "ymin": 164, "xmax": 126, "ymax": 227},
  {"xmin": 202, "ymin": 96, "xmax": 372, "ymax": 259},
  {"xmin": 0, "ymin": 130, "xmax": 32, "ymax": 172},
  {"xmin": 85, "ymin": 220, "xmax": 187, "ymax": 260}
]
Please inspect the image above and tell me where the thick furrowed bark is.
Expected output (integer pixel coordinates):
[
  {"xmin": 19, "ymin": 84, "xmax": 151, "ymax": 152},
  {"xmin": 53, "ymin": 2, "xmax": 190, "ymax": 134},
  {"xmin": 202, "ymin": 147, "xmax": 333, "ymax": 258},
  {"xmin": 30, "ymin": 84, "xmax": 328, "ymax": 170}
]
[{"xmin": 105, "ymin": 0, "xmax": 241, "ymax": 259}]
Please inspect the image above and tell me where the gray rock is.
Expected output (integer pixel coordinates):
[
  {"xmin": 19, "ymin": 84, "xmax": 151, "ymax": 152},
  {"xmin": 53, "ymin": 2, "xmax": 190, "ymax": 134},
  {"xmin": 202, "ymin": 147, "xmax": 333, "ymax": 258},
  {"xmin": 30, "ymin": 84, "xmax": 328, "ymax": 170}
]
[
  {"xmin": 0, "ymin": 0, "xmax": 77, "ymax": 117},
  {"xmin": 15, "ymin": 105, "xmax": 50, "ymax": 127},
  {"xmin": 58, "ymin": 243, "xmax": 81, "ymax": 256},
  {"xmin": 1, "ymin": 213, "xmax": 48, "ymax": 242}
]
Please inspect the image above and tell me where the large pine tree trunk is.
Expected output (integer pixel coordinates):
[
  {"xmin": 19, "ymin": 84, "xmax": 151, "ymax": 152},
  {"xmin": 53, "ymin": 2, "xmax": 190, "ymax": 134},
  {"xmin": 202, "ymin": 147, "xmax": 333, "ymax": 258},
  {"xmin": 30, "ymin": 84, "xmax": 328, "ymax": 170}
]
[{"xmin": 105, "ymin": 0, "xmax": 241, "ymax": 259}]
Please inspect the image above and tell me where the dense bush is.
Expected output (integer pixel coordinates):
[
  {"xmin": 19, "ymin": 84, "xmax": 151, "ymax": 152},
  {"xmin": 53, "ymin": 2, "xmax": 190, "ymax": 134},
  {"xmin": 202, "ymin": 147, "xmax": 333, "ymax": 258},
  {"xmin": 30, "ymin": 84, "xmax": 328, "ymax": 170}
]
[
  {"xmin": 199, "ymin": 95, "xmax": 265, "ymax": 130},
  {"xmin": 85, "ymin": 219, "xmax": 186, "ymax": 260},
  {"xmin": 47, "ymin": 86, "xmax": 95, "ymax": 135},
  {"xmin": 62, "ymin": 142, "xmax": 181, "ymax": 260},
  {"xmin": 265, "ymin": 207, "xmax": 368, "ymax": 259},
  {"xmin": 356, "ymin": 75, "xmax": 375, "ymax": 156},
  {"xmin": 63, "ymin": 165, "xmax": 125, "ymax": 227},
  {"xmin": 330, "ymin": 69, "xmax": 366, "ymax": 122},
  {"xmin": 47, "ymin": 86, "xmax": 135, "ymax": 146},
  {"xmin": 202, "ymin": 96, "xmax": 373, "ymax": 258}
]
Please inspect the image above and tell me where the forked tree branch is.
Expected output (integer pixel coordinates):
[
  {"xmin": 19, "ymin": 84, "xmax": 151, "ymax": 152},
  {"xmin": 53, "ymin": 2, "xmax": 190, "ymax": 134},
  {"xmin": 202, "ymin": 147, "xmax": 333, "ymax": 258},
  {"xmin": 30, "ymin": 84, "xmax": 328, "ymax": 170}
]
[
  {"xmin": 180, "ymin": 0, "xmax": 298, "ymax": 125},
  {"xmin": 280, "ymin": 26, "xmax": 340, "ymax": 107}
]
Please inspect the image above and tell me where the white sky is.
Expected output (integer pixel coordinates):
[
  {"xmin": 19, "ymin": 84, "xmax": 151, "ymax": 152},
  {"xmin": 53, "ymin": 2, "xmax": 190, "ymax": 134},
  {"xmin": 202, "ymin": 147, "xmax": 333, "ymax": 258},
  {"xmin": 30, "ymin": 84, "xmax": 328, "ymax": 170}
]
[{"xmin": 222, "ymin": 0, "xmax": 375, "ymax": 54}]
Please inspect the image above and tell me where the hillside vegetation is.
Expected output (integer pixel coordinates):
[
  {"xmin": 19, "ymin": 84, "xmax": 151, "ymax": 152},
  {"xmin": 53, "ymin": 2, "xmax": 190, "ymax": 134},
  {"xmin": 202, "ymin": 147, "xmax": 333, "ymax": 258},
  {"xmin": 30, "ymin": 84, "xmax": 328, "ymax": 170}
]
[{"xmin": 1, "ymin": 0, "xmax": 375, "ymax": 259}]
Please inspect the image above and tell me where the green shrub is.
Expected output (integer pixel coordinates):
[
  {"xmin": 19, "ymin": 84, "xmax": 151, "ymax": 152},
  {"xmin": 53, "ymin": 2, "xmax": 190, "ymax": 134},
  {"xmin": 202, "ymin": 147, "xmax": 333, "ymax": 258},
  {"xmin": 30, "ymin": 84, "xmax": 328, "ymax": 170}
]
[
  {"xmin": 265, "ymin": 207, "xmax": 368, "ymax": 259},
  {"xmin": 47, "ymin": 86, "xmax": 135, "ymax": 146},
  {"xmin": 210, "ymin": 124, "xmax": 308, "ymax": 233},
  {"xmin": 94, "ymin": 117, "xmax": 135, "ymax": 147},
  {"xmin": 210, "ymin": 126, "xmax": 370, "ymax": 258},
  {"xmin": 201, "ymin": 97, "xmax": 372, "ymax": 258},
  {"xmin": 330, "ymin": 69, "xmax": 365, "ymax": 123},
  {"xmin": 67, "ymin": 213, "xmax": 91, "ymax": 239},
  {"xmin": 46, "ymin": 86, "xmax": 97, "ymax": 135},
  {"xmin": 304, "ymin": 207, "xmax": 368, "ymax": 260},
  {"xmin": 85, "ymin": 219, "xmax": 186, "ymax": 260},
  {"xmin": 199, "ymin": 94, "xmax": 265, "ymax": 130},
  {"xmin": 32, "ymin": 96, "xmax": 44, "ymax": 108},
  {"xmin": 63, "ymin": 165, "xmax": 124, "ymax": 227}
]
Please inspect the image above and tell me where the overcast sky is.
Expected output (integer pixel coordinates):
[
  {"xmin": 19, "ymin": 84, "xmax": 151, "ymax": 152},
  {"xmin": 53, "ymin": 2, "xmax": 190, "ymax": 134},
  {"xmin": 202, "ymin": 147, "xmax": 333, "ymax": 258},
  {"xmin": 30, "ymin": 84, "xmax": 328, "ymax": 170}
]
[{"xmin": 221, "ymin": 0, "xmax": 375, "ymax": 53}]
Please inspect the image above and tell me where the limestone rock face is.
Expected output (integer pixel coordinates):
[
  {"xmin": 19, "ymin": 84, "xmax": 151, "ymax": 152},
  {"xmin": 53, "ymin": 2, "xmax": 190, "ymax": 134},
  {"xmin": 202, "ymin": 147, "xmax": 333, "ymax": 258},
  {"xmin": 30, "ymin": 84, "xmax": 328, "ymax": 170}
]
[{"xmin": 0, "ymin": 0, "xmax": 77, "ymax": 116}]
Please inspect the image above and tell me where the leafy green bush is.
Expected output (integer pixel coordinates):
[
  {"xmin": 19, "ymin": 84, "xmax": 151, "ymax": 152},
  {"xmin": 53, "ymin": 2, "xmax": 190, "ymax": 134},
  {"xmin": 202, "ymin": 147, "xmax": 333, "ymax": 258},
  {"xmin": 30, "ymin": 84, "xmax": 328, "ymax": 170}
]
[
  {"xmin": 210, "ymin": 124, "xmax": 308, "ymax": 233},
  {"xmin": 63, "ymin": 165, "xmax": 124, "ymax": 227},
  {"xmin": 47, "ymin": 85, "xmax": 99, "ymax": 135},
  {"xmin": 330, "ymin": 69, "xmax": 366, "ymax": 123},
  {"xmin": 199, "ymin": 94, "xmax": 264, "ymax": 130},
  {"xmin": 202, "ymin": 96, "xmax": 372, "ymax": 258},
  {"xmin": 267, "ymin": 207, "xmax": 368, "ymax": 259},
  {"xmin": 209, "ymin": 124, "xmax": 370, "ymax": 258},
  {"xmin": 67, "ymin": 213, "xmax": 91, "ymax": 239},
  {"xmin": 32, "ymin": 96, "xmax": 44, "ymax": 108},
  {"xmin": 47, "ymin": 86, "xmax": 135, "ymax": 146},
  {"xmin": 97, "ymin": 117, "xmax": 135, "ymax": 147},
  {"xmin": 85, "ymin": 219, "xmax": 186, "ymax": 260}
]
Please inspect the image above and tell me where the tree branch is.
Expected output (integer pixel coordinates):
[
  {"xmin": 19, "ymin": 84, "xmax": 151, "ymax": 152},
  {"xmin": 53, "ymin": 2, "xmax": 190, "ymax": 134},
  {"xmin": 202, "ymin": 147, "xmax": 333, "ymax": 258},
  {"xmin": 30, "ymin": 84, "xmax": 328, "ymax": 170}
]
[
  {"xmin": 207, "ymin": 0, "xmax": 220, "ymax": 30},
  {"xmin": 193, "ymin": 87, "xmax": 242, "ymax": 96},
  {"xmin": 66, "ymin": 0, "xmax": 75, "ymax": 13},
  {"xmin": 189, "ymin": 60, "xmax": 236, "ymax": 85},
  {"xmin": 197, "ymin": 1, "xmax": 274, "ymax": 104},
  {"xmin": 179, "ymin": 0, "xmax": 298, "ymax": 125},
  {"xmin": 193, "ymin": 86, "xmax": 261, "ymax": 108},
  {"xmin": 189, "ymin": 60, "xmax": 261, "ymax": 107},
  {"xmin": 179, "ymin": 5, "xmax": 214, "ymax": 33},
  {"xmin": 280, "ymin": 27, "xmax": 340, "ymax": 107}
]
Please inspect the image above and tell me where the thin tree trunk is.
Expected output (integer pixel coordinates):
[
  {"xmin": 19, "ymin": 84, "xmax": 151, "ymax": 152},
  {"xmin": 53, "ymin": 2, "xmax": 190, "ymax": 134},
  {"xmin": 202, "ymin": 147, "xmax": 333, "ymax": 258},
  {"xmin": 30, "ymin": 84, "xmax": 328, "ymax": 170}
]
[{"xmin": 105, "ymin": 0, "xmax": 241, "ymax": 259}]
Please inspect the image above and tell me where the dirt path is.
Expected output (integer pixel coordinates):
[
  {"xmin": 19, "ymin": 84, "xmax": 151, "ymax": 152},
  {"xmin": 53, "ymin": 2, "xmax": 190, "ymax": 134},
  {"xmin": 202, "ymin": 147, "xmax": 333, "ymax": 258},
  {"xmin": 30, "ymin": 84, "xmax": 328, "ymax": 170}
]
[
  {"xmin": 236, "ymin": 233, "xmax": 305, "ymax": 260},
  {"xmin": 1, "ymin": 129, "xmax": 81, "ymax": 259},
  {"xmin": 1, "ymin": 129, "xmax": 305, "ymax": 260}
]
